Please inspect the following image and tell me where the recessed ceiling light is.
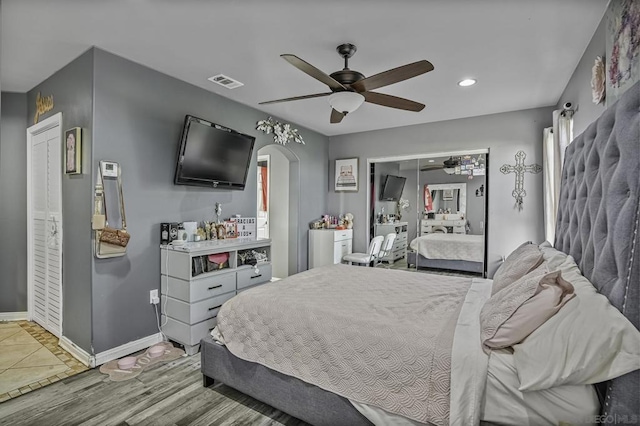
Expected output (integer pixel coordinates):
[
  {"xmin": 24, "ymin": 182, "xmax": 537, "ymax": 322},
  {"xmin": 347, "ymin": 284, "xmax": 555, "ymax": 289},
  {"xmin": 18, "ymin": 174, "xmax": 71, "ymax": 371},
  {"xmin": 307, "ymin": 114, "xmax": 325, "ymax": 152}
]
[
  {"xmin": 458, "ymin": 78, "xmax": 477, "ymax": 87},
  {"xmin": 428, "ymin": 159, "xmax": 435, "ymax": 163}
]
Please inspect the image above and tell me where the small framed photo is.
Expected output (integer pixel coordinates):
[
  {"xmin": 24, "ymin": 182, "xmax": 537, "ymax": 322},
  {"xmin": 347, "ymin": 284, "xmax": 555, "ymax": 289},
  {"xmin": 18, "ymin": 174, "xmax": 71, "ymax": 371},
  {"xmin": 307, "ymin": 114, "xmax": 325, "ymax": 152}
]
[
  {"xmin": 64, "ymin": 127, "xmax": 82, "ymax": 174},
  {"xmin": 335, "ymin": 158, "xmax": 358, "ymax": 192},
  {"xmin": 442, "ymin": 189, "xmax": 454, "ymax": 200},
  {"xmin": 224, "ymin": 221, "xmax": 238, "ymax": 239}
]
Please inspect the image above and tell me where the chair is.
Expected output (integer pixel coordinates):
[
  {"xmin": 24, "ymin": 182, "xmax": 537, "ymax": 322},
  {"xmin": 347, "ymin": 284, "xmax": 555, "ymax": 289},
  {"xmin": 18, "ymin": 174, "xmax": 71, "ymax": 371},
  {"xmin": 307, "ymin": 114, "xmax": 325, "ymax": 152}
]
[
  {"xmin": 432, "ymin": 225, "xmax": 448, "ymax": 233},
  {"xmin": 343, "ymin": 236, "xmax": 384, "ymax": 266},
  {"xmin": 375, "ymin": 233, "xmax": 397, "ymax": 267}
]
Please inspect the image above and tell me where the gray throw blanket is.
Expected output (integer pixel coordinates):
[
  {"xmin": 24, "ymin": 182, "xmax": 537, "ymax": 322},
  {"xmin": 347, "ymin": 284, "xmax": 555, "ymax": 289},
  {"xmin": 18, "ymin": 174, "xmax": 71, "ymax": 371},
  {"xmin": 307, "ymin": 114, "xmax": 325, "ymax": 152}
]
[{"xmin": 217, "ymin": 264, "xmax": 471, "ymax": 425}]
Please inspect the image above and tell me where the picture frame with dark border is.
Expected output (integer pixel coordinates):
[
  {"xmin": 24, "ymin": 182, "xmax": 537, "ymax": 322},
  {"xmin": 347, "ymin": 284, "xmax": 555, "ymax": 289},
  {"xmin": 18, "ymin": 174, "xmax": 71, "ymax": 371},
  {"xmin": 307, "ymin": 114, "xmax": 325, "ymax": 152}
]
[{"xmin": 64, "ymin": 127, "xmax": 82, "ymax": 174}]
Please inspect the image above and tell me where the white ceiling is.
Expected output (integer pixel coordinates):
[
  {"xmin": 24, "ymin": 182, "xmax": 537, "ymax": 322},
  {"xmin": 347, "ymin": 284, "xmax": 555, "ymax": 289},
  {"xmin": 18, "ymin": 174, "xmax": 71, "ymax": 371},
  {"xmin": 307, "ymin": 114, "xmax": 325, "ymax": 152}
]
[{"xmin": 1, "ymin": 0, "xmax": 607, "ymax": 136}]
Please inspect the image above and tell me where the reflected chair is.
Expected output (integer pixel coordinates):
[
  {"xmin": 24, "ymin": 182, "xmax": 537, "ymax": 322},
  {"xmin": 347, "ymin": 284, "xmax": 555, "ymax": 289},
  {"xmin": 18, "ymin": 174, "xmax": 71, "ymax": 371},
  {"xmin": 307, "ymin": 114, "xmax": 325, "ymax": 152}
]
[
  {"xmin": 343, "ymin": 236, "xmax": 384, "ymax": 267},
  {"xmin": 375, "ymin": 233, "xmax": 397, "ymax": 268}
]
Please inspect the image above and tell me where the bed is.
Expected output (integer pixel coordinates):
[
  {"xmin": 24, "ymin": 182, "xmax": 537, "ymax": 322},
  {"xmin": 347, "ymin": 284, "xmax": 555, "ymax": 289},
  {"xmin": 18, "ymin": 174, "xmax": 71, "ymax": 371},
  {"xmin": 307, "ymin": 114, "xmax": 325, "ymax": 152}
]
[
  {"xmin": 201, "ymin": 80, "xmax": 639, "ymax": 425},
  {"xmin": 408, "ymin": 233, "xmax": 484, "ymax": 274}
]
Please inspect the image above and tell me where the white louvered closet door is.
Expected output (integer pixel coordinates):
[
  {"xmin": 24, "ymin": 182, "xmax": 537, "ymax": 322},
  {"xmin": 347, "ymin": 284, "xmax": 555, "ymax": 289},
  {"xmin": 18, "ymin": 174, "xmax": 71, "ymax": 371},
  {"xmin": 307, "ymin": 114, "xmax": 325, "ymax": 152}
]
[{"xmin": 31, "ymin": 127, "xmax": 63, "ymax": 337}]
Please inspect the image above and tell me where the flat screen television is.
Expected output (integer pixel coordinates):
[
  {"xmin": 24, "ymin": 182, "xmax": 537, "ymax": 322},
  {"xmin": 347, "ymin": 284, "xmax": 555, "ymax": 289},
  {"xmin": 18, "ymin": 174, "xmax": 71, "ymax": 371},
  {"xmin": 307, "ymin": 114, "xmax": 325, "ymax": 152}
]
[
  {"xmin": 380, "ymin": 175, "xmax": 406, "ymax": 201},
  {"xmin": 174, "ymin": 115, "xmax": 255, "ymax": 189}
]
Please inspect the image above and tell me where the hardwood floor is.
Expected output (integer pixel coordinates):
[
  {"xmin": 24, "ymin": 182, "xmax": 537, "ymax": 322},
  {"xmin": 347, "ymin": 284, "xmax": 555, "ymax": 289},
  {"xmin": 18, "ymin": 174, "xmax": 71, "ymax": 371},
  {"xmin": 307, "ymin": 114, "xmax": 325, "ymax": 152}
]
[{"xmin": 0, "ymin": 353, "xmax": 308, "ymax": 426}]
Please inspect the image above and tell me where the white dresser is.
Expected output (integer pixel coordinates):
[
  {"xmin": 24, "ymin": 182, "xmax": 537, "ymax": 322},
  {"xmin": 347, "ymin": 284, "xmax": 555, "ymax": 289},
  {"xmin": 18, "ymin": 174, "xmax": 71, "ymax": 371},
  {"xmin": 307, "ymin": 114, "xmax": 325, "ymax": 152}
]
[
  {"xmin": 308, "ymin": 229, "xmax": 353, "ymax": 268},
  {"xmin": 374, "ymin": 222, "xmax": 408, "ymax": 263},
  {"xmin": 160, "ymin": 238, "xmax": 272, "ymax": 355},
  {"xmin": 421, "ymin": 218, "xmax": 466, "ymax": 235}
]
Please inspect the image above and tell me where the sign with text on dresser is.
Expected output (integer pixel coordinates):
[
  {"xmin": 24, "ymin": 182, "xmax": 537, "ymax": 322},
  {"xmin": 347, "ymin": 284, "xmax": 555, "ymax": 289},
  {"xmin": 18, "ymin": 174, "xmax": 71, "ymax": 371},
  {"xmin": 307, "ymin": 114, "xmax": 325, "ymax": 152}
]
[{"xmin": 230, "ymin": 217, "xmax": 256, "ymax": 238}]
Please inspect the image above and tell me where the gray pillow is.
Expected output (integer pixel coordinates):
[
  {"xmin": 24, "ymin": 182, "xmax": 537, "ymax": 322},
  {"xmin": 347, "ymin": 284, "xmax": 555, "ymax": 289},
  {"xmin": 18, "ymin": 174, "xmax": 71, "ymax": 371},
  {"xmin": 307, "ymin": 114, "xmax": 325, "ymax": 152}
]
[{"xmin": 492, "ymin": 243, "xmax": 543, "ymax": 295}]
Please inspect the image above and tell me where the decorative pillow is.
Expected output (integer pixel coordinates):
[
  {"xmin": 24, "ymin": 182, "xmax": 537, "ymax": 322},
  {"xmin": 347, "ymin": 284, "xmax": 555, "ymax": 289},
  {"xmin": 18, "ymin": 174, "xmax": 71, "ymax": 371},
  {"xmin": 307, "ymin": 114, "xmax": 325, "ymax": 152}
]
[
  {"xmin": 491, "ymin": 242, "xmax": 544, "ymax": 295},
  {"xmin": 513, "ymin": 255, "xmax": 640, "ymax": 391},
  {"xmin": 480, "ymin": 264, "xmax": 575, "ymax": 351}
]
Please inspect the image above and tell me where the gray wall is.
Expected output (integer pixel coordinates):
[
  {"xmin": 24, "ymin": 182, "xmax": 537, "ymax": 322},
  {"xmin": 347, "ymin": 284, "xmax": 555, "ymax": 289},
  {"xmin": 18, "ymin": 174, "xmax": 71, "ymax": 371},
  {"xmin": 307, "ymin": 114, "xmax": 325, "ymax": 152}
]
[
  {"xmin": 258, "ymin": 145, "xmax": 290, "ymax": 279},
  {"xmin": 91, "ymin": 49, "xmax": 328, "ymax": 352},
  {"xmin": 420, "ymin": 169, "xmax": 486, "ymax": 235},
  {"xmin": 328, "ymin": 107, "xmax": 552, "ymax": 276},
  {"xmin": 556, "ymin": 14, "xmax": 606, "ymax": 137},
  {"xmin": 26, "ymin": 49, "xmax": 94, "ymax": 352},
  {"xmin": 0, "ymin": 92, "xmax": 28, "ymax": 312}
]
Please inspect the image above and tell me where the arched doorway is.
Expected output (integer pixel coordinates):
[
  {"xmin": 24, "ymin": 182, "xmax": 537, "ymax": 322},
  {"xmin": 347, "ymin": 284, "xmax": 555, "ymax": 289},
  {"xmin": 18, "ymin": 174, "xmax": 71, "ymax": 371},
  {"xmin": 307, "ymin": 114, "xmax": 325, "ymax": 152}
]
[{"xmin": 257, "ymin": 145, "xmax": 300, "ymax": 278}]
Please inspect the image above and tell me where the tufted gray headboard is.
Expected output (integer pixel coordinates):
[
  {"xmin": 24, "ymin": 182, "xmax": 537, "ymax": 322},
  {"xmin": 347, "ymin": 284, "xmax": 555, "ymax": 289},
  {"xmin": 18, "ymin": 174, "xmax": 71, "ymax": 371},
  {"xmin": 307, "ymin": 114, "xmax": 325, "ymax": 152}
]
[{"xmin": 554, "ymin": 80, "xmax": 639, "ymax": 423}]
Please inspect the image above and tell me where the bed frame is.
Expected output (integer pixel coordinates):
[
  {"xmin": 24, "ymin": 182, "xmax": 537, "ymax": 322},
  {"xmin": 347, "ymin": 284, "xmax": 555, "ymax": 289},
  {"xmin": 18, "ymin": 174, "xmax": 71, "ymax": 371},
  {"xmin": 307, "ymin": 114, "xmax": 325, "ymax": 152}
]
[
  {"xmin": 407, "ymin": 251, "xmax": 484, "ymax": 274},
  {"xmin": 201, "ymin": 81, "xmax": 639, "ymax": 424}
]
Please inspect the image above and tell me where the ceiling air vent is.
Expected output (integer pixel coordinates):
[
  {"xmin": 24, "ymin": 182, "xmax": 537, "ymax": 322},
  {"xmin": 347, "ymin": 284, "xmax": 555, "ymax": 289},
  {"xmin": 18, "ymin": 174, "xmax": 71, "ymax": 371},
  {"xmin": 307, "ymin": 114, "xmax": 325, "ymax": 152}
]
[{"xmin": 208, "ymin": 74, "xmax": 244, "ymax": 89}]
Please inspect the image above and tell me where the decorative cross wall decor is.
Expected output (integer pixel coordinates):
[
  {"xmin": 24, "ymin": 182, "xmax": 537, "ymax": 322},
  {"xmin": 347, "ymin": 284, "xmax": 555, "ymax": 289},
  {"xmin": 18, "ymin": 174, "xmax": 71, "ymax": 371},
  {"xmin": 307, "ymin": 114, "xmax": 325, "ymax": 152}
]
[{"xmin": 500, "ymin": 150, "xmax": 542, "ymax": 211}]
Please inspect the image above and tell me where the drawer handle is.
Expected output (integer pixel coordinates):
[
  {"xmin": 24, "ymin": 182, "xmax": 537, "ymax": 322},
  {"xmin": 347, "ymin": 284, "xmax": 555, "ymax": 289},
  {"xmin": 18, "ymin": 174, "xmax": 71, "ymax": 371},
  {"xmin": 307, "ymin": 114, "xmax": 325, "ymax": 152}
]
[
  {"xmin": 208, "ymin": 285, "xmax": 222, "ymax": 290},
  {"xmin": 250, "ymin": 274, "xmax": 262, "ymax": 279},
  {"xmin": 208, "ymin": 305, "xmax": 222, "ymax": 311}
]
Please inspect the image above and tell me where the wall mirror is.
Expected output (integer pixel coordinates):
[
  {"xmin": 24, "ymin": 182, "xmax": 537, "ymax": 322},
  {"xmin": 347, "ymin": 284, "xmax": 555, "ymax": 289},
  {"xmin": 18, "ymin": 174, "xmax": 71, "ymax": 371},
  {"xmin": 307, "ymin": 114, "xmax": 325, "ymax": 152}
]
[{"xmin": 424, "ymin": 183, "xmax": 467, "ymax": 216}]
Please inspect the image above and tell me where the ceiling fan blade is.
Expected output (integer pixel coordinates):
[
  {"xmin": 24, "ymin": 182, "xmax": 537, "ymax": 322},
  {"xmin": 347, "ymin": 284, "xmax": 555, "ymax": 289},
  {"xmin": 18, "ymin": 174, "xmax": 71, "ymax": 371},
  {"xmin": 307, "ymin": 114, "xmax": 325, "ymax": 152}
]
[
  {"xmin": 363, "ymin": 92, "xmax": 425, "ymax": 112},
  {"xmin": 259, "ymin": 92, "xmax": 332, "ymax": 105},
  {"xmin": 351, "ymin": 60, "xmax": 434, "ymax": 92},
  {"xmin": 281, "ymin": 54, "xmax": 346, "ymax": 91},
  {"xmin": 420, "ymin": 165, "xmax": 444, "ymax": 171},
  {"xmin": 330, "ymin": 108, "xmax": 345, "ymax": 124}
]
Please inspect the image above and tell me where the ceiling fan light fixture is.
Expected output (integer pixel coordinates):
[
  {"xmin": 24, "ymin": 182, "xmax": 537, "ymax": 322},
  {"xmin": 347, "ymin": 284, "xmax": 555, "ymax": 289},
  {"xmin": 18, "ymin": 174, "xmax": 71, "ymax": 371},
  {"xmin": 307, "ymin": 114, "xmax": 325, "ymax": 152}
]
[
  {"xmin": 328, "ymin": 92, "xmax": 365, "ymax": 114},
  {"xmin": 458, "ymin": 78, "xmax": 477, "ymax": 87},
  {"xmin": 443, "ymin": 167, "xmax": 456, "ymax": 175}
]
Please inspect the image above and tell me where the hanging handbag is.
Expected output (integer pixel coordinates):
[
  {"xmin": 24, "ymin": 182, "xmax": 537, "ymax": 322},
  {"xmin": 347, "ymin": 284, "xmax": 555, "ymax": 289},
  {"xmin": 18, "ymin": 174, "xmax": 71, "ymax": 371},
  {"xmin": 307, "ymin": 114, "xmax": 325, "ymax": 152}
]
[{"xmin": 96, "ymin": 162, "xmax": 130, "ymax": 258}]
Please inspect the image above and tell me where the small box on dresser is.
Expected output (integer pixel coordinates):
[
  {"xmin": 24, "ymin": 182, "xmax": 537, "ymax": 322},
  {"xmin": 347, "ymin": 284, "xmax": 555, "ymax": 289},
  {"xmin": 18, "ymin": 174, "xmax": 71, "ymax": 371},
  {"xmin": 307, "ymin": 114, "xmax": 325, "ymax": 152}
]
[{"xmin": 160, "ymin": 238, "xmax": 272, "ymax": 355}]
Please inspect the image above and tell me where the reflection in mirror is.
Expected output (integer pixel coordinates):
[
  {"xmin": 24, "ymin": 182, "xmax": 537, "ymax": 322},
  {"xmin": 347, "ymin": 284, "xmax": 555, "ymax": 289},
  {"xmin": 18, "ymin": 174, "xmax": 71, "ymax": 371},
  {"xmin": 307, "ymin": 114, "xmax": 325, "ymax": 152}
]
[
  {"xmin": 369, "ymin": 153, "xmax": 487, "ymax": 276},
  {"xmin": 424, "ymin": 183, "xmax": 467, "ymax": 217}
]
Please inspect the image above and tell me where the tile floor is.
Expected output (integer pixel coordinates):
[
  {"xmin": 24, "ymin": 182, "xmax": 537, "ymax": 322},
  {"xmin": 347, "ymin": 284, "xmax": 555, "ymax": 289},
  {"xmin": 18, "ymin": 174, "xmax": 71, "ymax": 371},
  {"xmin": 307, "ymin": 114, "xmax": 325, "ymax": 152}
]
[{"xmin": 0, "ymin": 321, "xmax": 88, "ymax": 403}]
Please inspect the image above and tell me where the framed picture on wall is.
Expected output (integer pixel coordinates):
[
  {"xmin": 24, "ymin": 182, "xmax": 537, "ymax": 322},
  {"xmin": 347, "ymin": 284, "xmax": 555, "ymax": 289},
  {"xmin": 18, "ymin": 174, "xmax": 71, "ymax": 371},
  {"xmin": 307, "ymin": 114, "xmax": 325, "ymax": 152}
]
[
  {"xmin": 335, "ymin": 158, "xmax": 358, "ymax": 192},
  {"xmin": 64, "ymin": 127, "xmax": 82, "ymax": 174}
]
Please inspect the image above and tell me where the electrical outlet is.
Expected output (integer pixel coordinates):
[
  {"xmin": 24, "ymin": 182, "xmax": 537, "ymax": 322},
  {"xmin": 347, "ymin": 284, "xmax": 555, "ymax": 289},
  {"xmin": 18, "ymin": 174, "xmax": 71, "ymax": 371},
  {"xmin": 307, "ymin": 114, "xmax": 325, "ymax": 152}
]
[{"xmin": 150, "ymin": 289, "xmax": 159, "ymax": 304}]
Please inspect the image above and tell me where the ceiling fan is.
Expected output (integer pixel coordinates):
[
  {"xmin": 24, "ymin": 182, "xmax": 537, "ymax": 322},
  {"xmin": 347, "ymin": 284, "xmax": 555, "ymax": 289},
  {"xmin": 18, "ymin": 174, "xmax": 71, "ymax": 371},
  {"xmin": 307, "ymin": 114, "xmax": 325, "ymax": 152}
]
[
  {"xmin": 259, "ymin": 43, "xmax": 434, "ymax": 123},
  {"xmin": 420, "ymin": 156, "xmax": 461, "ymax": 172}
]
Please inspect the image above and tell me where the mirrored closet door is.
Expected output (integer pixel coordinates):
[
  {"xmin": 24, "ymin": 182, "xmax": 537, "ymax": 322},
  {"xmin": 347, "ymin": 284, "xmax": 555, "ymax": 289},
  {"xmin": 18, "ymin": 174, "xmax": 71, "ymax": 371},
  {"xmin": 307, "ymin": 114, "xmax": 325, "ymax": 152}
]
[{"xmin": 369, "ymin": 152, "xmax": 488, "ymax": 276}]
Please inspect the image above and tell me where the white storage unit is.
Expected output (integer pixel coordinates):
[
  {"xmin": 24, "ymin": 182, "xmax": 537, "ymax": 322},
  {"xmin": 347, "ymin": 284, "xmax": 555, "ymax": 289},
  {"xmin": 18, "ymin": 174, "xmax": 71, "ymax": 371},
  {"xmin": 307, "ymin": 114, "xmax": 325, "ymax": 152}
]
[
  {"xmin": 308, "ymin": 229, "xmax": 353, "ymax": 268},
  {"xmin": 161, "ymin": 238, "xmax": 272, "ymax": 355},
  {"xmin": 421, "ymin": 219, "xmax": 466, "ymax": 235},
  {"xmin": 374, "ymin": 222, "xmax": 408, "ymax": 263}
]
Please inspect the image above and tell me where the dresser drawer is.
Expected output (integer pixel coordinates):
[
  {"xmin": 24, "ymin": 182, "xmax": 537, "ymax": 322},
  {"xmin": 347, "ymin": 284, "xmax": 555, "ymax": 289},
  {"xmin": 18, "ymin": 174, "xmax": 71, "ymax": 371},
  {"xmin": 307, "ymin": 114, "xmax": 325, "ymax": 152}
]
[
  {"xmin": 392, "ymin": 242, "xmax": 406, "ymax": 252},
  {"xmin": 237, "ymin": 263, "xmax": 272, "ymax": 290},
  {"xmin": 161, "ymin": 315, "xmax": 217, "ymax": 346},
  {"xmin": 395, "ymin": 233, "xmax": 408, "ymax": 243},
  {"xmin": 333, "ymin": 229, "xmax": 352, "ymax": 242},
  {"xmin": 453, "ymin": 220, "xmax": 465, "ymax": 227},
  {"xmin": 161, "ymin": 271, "xmax": 236, "ymax": 304},
  {"xmin": 162, "ymin": 292, "xmax": 235, "ymax": 325}
]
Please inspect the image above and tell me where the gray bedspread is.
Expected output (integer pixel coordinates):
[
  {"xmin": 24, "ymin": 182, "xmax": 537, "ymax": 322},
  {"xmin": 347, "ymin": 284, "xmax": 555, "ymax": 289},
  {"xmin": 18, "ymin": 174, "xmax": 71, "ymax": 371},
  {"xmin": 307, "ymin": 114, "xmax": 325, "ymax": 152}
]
[{"xmin": 216, "ymin": 264, "xmax": 472, "ymax": 425}]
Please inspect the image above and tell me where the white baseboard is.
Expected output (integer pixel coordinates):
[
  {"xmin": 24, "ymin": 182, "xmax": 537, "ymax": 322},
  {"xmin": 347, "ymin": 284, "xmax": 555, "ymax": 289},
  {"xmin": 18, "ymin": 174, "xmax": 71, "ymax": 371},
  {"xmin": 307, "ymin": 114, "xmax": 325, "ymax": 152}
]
[
  {"xmin": 93, "ymin": 333, "xmax": 164, "ymax": 367},
  {"xmin": 0, "ymin": 312, "xmax": 28, "ymax": 321},
  {"xmin": 59, "ymin": 336, "xmax": 93, "ymax": 368}
]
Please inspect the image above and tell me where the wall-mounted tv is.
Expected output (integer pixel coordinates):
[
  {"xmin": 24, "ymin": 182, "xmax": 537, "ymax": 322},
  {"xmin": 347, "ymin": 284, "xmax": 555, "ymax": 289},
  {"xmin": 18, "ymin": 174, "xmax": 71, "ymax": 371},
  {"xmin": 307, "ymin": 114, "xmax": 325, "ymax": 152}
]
[
  {"xmin": 174, "ymin": 115, "xmax": 256, "ymax": 189},
  {"xmin": 380, "ymin": 175, "xmax": 406, "ymax": 201}
]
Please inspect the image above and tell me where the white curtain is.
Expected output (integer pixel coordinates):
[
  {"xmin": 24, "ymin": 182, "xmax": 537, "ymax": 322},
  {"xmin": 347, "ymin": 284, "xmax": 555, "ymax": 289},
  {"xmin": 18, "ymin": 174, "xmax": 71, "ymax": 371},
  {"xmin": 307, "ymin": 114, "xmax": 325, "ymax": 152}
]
[{"xmin": 543, "ymin": 110, "xmax": 574, "ymax": 243}]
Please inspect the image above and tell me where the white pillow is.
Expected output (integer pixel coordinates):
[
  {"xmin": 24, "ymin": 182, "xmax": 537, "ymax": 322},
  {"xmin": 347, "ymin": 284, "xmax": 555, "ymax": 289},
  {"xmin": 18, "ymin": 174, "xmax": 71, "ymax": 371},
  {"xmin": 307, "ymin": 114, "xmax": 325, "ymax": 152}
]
[
  {"xmin": 538, "ymin": 241, "xmax": 568, "ymax": 271},
  {"xmin": 512, "ymin": 255, "xmax": 640, "ymax": 391}
]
